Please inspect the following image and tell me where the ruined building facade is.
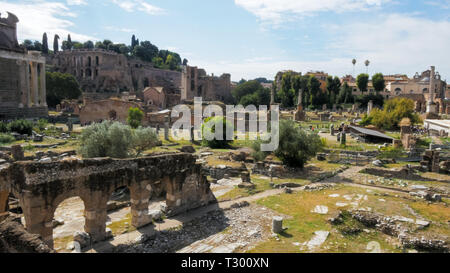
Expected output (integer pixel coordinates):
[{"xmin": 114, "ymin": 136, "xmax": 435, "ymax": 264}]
[
  {"xmin": 49, "ymin": 50, "xmax": 233, "ymax": 105},
  {"xmin": 181, "ymin": 66, "xmax": 233, "ymax": 103},
  {"xmin": 0, "ymin": 12, "xmax": 48, "ymax": 120}
]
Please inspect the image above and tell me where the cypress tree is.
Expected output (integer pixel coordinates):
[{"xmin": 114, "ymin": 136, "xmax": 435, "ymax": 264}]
[
  {"xmin": 42, "ymin": 33, "xmax": 48, "ymax": 54},
  {"xmin": 53, "ymin": 34, "xmax": 60, "ymax": 53}
]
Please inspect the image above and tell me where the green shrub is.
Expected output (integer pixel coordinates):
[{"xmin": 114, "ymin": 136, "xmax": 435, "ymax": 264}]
[
  {"xmin": 79, "ymin": 121, "xmax": 159, "ymax": 159},
  {"xmin": 275, "ymin": 120, "xmax": 323, "ymax": 168},
  {"xmin": 201, "ymin": 116, "xmax": 233, "ymax": 149},
  {"xmin": 361, "ymin": 98, "xmax": 421, "ymax": 130},
  {"xmin": 36, "ymin": 119, "xmax": 48, "ymax": 132},
  {"xmin": 127, "ymin": 107, "xmax": 144, "ymax": 129},
  {"xmin": 0, "ymin": 133, "xmax": 15, "ymax": 144},
  {"xmin": 7, "ymin": 120, "xmax": 33, "ymax": 135},
  {"xmin": 251, "ymin": 139, "xmax": 270, "ymax": 162},
  {"xmin": 0, "ymin": 121, "xmax": 7, "ymax": 133},
  {"xmin": 252, "ymin": 119, "xmax": 323, "ymax": 168},
  {"xmin": 131, "ymin": 127, "xmax": 159, "ymax": 157}
]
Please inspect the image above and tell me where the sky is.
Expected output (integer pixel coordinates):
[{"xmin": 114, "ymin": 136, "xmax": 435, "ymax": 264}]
[{"xmin": 1, "ymin": 0, "xmax": 450, "ymax": 82}]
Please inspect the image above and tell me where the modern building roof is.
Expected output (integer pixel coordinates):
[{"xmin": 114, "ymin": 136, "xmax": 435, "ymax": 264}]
[{"xmin": 348, "ymin": 125, "xmax": 394, "ymax": 140}]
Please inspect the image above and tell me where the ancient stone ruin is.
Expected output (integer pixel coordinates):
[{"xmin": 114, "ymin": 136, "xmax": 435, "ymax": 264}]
[
  {"xmin": 0, "ymin": 153, "xmax": 215, "ymax": 248},
  {"xmin": 0, "ymin": 12, "xmax": 48, "ymax": 120}
]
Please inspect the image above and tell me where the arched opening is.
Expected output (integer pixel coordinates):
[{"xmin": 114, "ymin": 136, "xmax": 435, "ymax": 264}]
[
  {"xmin": 143, "ymin": 78, "xmax": 150, "ymax": 88},
  {"xmin": 86, "ymin": 68, "xmax": 92, "ymax": 77},
  {"xmin": 423, "ymin": 88, "xmax": 428, "ymax": 93},
  {"xmin": 52, "ymin": 197, "xmax": 86, "ymax": 253},
  {"xmin": 88, "ymin": 56, "xmax": 91, "ymax": 67},
  {"xmin": 96, "ymin": 56, "xmax": 99, "ymax": 66},
  {"xmin": 108, "ymin": 110, "xmax": 117, "ymax": 120},
  {"xmin": 395, "ymin": 88, "xmax": 402, "ymax": 95},
  {"xmin": 106, "ymin": 186, "xmax": 132, "ymax": 238}
]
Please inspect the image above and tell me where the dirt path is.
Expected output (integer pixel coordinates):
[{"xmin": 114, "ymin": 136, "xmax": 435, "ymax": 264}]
[
  {"xmin": 83, "ymin": 165, "xmax": 423, "ymax": 253},
  {"xmin": 84, "ymin": 188, "xmax": 284, "ymax": 253}
]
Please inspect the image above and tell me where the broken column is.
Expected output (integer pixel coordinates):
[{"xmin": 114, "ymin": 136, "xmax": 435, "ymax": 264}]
[
  {"xmin": 11, "ymin": 145, "xmax": 24, "ymax": 161},
  {"xmin": 367, "ymin": 100, "xmax": 373, "ymax": 115},
  {"xmin": 272, "ymin": 216, "xmax": 283, "ymax": 233},
  {"xmin": 164, "ymin": 116, "xmax": 170, "ymax": 141},
  {"xmin": 130, "ymin": 183, "xmax": 152, "ymax": 228},
  {"xmin": 238, "ymin": 171, "xmax": 255, "ymax": 189},
  {"xmin": 340, "ymin": 132, "xmax": 347, "ymax": 146},
  {"xmin": 421, "ymin": 150, "xmax": 440, "ymax": 173}
]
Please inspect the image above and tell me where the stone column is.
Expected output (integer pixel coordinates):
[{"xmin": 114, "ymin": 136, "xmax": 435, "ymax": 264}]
[
  {"xmin": 39, "ymin": 63, "xmax": 47, "ymax": 107},
  {"xmin": 84, "ymin": 196, "xmax": 108, "ymax": 242},
  {"xmin": 130, "ymin": 183, "xmax": 152, "ymax": 228},
  {"xmin": 20, "ymin": 194, "xmax": 54, "ymax": 248},
  {"xmin": 367, "ymin": 100, "xmax": 373, "ymax": 115},
  {"xmin": 31, "ymin": 62, "xmax": 39, "ymax": 107},
  {"xmin": 0, "ymin": 191, "xmax": 9, "ymax": 222},
  {"xmin": 429, "ymin": 66, "xmax": 435, "ymax": 103},
  {"xmin": 26, "ymin": 62, "xmax": 32, "ymax": 107},
  {"xmin": 164, "ymin": 174, "xmax": 184, "ymax": 216}
]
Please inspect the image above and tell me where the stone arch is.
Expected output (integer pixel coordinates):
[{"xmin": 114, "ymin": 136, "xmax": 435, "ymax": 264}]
[
  {"xmin": 423, "ymin": 88, "xmax": 428, "ymax": 93},
  {"xmin": 96, "ymin": 56, "xmax": 99, "ymax": 66},
  {"xmin": 51, "ymin": 196, "xmax": 86, "ymax": 252},
  {"xmin": 88, "ymin": 56, "xmax": 92, "ymax": 67}
]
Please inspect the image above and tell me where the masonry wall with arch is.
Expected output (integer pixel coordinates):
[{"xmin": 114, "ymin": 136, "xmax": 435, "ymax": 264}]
[{"xmin": 0, "ymin": 154, "xmax": 215, "ymax": 249}]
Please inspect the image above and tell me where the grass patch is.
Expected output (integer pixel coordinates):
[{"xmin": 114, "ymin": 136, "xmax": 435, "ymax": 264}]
[
  {"xmin": 248, "ymin": 185, "xmax": 449, "ymax": 253},
  {"xmin": 53, "ymin": 235, "xmax": 74, "ymax": 252},
  {"xmin": 107, "ymin": 213, "xmax": 136, "ymax": 236},
  {"xmin": 217, "ymin": 176, "xmax": 272, "ymax": 201}
]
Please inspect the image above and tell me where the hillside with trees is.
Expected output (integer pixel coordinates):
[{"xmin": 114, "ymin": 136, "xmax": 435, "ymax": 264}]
[{"xmin": 20, "ymin": 33, "xmax": 185, "ymax": 72}]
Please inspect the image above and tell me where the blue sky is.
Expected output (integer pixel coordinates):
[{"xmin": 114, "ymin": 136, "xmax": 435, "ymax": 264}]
[{"xmin": 1, "ymin": 0, "xmax": 450, "ymax": 81}]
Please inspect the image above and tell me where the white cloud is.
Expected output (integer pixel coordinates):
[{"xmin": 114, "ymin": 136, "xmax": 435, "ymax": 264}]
[
  {"xmin": 67, "ymin": 0, "xmax": 87, "ymax": 6},
  {"xmin": 104, "ymin": 26, "xmax": 136, "ymax": 33},
  {"xmin": 111, "ymin": 0, "xmax": 165, "ymax": 15},
  {"xmin": 426, "ymin": 0, "xmax": 450, "ymax": 9},
  {"xmin": 196, "ymin": 14, "xmax": 450, "ymax": 82},
  {"xmin": 235, "ymin": 0, "xmax": 390, "ymax": 24},
  {"xmin": 0, "ymin": 1, "xmax": 96, "ymax": 46},
  {"xmin": 332, "ymin": 14, "xmax": 450, "ymax": 79}
]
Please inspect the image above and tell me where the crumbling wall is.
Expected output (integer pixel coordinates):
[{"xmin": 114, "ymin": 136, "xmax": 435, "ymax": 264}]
[
  {"xmin": 0, "ymin": 153, "xmax": 215, "ymax": 249},
  {"xmin": 0, "ymin": 217, "xmax": 54, "ymax": 253}
]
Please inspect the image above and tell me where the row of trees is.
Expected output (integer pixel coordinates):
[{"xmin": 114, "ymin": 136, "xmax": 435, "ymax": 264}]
[
  {"xmin": 275, "ymin": 72, "xmax": 354, "ymax": 109},
  {"xmin": 356, "ymin": 72, "xmax": 386, "ymax": 93},
  {"xmin": 21, "ymin": 33, "xmax": 186, "ymax": 71},
  {"xmin": 274, "ymin": 71, "xmax": 388, "ymax": 109}
]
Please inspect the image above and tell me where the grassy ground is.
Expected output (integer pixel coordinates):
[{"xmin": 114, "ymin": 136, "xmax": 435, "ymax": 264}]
[
  {"xmin": 217, "ymin": 159, "xmax": 343, "ymax": 202},
  {"xmin": 53, "ymin": 235, "xmax": 74, "ymax": 253},
  {"xmin": 248, "ymin": 185, "xmax": 449, "ymax": 253},
  {"xmin": 217, "ymin": 176, "xmax": 273, "ymax": 201},
  {"xmin": 107, "ymin": 213, "xmax": 136, "ymax": 236}
]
